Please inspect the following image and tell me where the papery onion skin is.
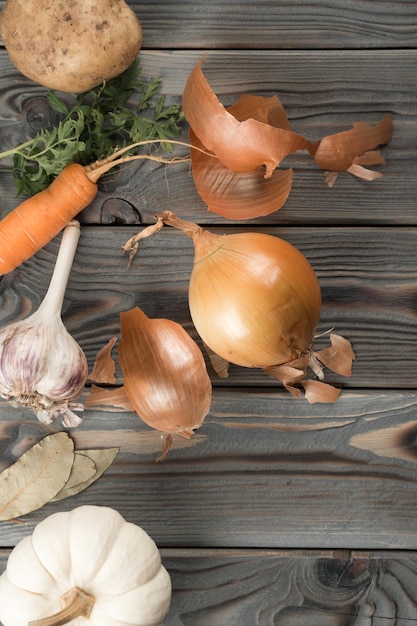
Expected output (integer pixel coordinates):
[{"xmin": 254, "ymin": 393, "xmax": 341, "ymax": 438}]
[
  {"xmin": 187, "ymin": 228, "xmax": 322, "ymax": 369},
  {"xmin": 183, "ymin": 57, "xmax": 312, "ymax": 177},
  {"xmin": 312, "ymin": 113, "xmax": 393, "ymax": 172},
  {"xmin": 189, "ymin": 128, "xmax": 294, "ymax": 220}
]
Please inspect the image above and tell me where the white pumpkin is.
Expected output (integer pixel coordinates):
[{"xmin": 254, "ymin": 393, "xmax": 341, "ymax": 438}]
[{"xmin": 0, "ymin": 505, "xmax": 171, "ymax": 626}]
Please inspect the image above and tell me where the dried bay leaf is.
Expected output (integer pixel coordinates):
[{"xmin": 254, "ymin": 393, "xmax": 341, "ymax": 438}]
[
  {"xmin": 81, "ymin": 448, "xmax": 118, "ymax": 483},
  {"xmin": 50, "ymin": 451, "xmax": 96, "ymax": 501},
  {"xmin": 0, "ymin": 432, "xmax": 74, "ymax": 521},
  {"xmin": 52, "ymin": 448, "xmax": 119, "ymax": 501}
]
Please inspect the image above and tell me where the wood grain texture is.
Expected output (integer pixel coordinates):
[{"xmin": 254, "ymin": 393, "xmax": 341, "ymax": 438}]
[
  {"xmin": 1, "ymin": 389, "xmax": 417, "ymax": 550},
  {"xmin": 1, "ymin": 0, "xmax": 417, "ymax": 621},
  {"xmin": 1, "ymin": 225, "xmax": 417, "ymax": 389},
  {"xmin": 1, "ymin": 0, "xmax": 413, "ymax": 51},
  {"xmin": 1, "ymin": 547, "xmax": 417, "ymax": 625},
  {"xmin": 133, "ymin": 1, "xmax": 417, "ymax": 50}
]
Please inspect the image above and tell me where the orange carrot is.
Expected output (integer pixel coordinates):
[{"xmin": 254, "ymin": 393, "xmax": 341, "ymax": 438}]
[
  {"xmin": 0, "ymin": 140, "xmax": 194, "ymax": 276},
  {"xmin": 0, "ymin": 163, "xmax": 97, "ymax": 276}
]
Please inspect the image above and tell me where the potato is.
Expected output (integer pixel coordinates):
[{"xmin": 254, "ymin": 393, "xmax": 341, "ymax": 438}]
[{"xmin": 0, "ymin": 0, "xmax": 142, "ymax": 93}]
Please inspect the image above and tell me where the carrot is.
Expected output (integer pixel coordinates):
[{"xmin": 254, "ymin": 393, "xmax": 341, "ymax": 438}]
[
  {"xmin": 0, "ymin": 163, "xmax": 97, "ymax": 276},
  {"xmin": 0, "ymin": 140, "xmax": 196, "ymax": 276}
]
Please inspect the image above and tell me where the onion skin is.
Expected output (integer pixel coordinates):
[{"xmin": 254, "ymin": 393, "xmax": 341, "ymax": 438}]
[{"xmin": 187, "ymin": 228, "xmax": 321, "ymax": 368}]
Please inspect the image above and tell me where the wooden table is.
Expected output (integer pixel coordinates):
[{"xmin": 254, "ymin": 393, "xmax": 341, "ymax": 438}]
[{"xmin": 1, "ymin": 1, "xmax": 417, "ymax": 623}]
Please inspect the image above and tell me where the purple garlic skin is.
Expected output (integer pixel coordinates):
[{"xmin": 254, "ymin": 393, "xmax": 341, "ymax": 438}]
[
  {"xmin": 0, "ymin": 308, "xmax": 88, "ymax": 427},
  {"xmin": 0, "ymin": 222, "xmax": 88, "ymax": 427}
]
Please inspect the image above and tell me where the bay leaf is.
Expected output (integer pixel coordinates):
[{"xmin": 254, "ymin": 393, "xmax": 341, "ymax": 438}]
[
  {"xmin": 52, "ymin": 448, "xmax": 119, "ymax": 501},
  {"xmin": 0, "ymin": 432, "xmax": 74, "ymax": 521},
  {"xmin": 50, "ymin": 451, "xmax": 96, "ymax": 501}
]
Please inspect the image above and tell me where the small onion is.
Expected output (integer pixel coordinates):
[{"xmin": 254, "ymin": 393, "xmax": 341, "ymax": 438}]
[{"xmin": 118, "ymin": 306, "xmax": 212, "ymax": 459}]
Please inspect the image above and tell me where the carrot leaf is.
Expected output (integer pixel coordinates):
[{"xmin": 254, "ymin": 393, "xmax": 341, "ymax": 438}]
[{"xmin": 1, "ymin": 58, "xmax": 184, "ymax": 197}]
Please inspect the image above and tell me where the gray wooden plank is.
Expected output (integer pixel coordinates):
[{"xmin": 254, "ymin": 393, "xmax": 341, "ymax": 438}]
[
  {"xmin": 1, "ymin": 224, "xmax": 417, "ymax": 389},
  {"xmin": 130, "ymin": 0, "xmax": 417, "ymax": 50},
  {"xmin": 2, "ymin": 0, "xmax": 413, "ymax": 51},
  {"xmin": 0, "ymin": 50, "xmax": 414, "ymax": 226},
  {"xmin": 1, "ymin": 547, "xmax": 417, "ymax": 624},
  {"xmin": 1, "ymin": 390, "xmax": 417, "ymax": 550}
]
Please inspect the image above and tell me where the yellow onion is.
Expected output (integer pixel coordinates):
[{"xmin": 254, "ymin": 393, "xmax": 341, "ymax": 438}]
[
  {"xmin": 118, "ymin": 306, "xmax": 212, "ymax": 459},
  {"xmin": 126, "ymin": 212, "xmax": 321, "ymax": 369}
]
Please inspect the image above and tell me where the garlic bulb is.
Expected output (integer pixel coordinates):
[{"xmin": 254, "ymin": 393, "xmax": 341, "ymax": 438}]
[{"xmin": 0, "ymin": 221, "xmax": 88, "ymax": 427}]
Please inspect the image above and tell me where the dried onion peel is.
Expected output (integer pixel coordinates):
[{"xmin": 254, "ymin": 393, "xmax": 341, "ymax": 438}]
[
  {"xmin": 189, "ymin": 124, "xmax": 294, "ymax": 220},
  {"xmin": 183, "ymin": 56, "xmax": 393, "ymax": 218},
  {"xmin": 187, "ymin": 89, "xmax": 301, "ymax": 219},
  {"xmin": 183, "ymin": 57, "xmax": 313, "ymax": 178},
  {"xmin": 311, "ymin": 114, "xmax": 393, "ymax": 181}
]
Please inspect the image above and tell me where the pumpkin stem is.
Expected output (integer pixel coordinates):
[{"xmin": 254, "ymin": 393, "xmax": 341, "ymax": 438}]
[{"xmin": 29, "ymin": 587, "xmax": 95, "ymax": 626}]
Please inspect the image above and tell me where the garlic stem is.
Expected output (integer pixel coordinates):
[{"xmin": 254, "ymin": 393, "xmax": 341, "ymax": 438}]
[
  {"xmin": 38, "ymin": 221, "xmax": 80, "ymax": 317},
  {"xmin": 29, "ymin": 587, "xmax": 95, "ymax": 626}
]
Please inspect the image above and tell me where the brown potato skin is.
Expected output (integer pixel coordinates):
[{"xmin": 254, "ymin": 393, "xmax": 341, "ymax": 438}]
[{"xmin": 0, "ymin": 0, "xmax": 142, "ymax": 93}]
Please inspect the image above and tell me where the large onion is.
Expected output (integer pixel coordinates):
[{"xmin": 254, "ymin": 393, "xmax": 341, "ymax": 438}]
[{"xmin": 189, "ymin": 229, "xmax": 321, "ymax": 369}]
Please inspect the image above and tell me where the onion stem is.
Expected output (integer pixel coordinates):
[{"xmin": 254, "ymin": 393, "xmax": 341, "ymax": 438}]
[
  {"xmin": 155, "ymin": 211, "xmax": 202, "ymax": 238},
  {"xmin": 29, "ymin": 587, "xmax": 95, "ymax": 626},
  {"xmin": 122, "ymin": 210, "xmax": 208, "ymax": 267}
]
